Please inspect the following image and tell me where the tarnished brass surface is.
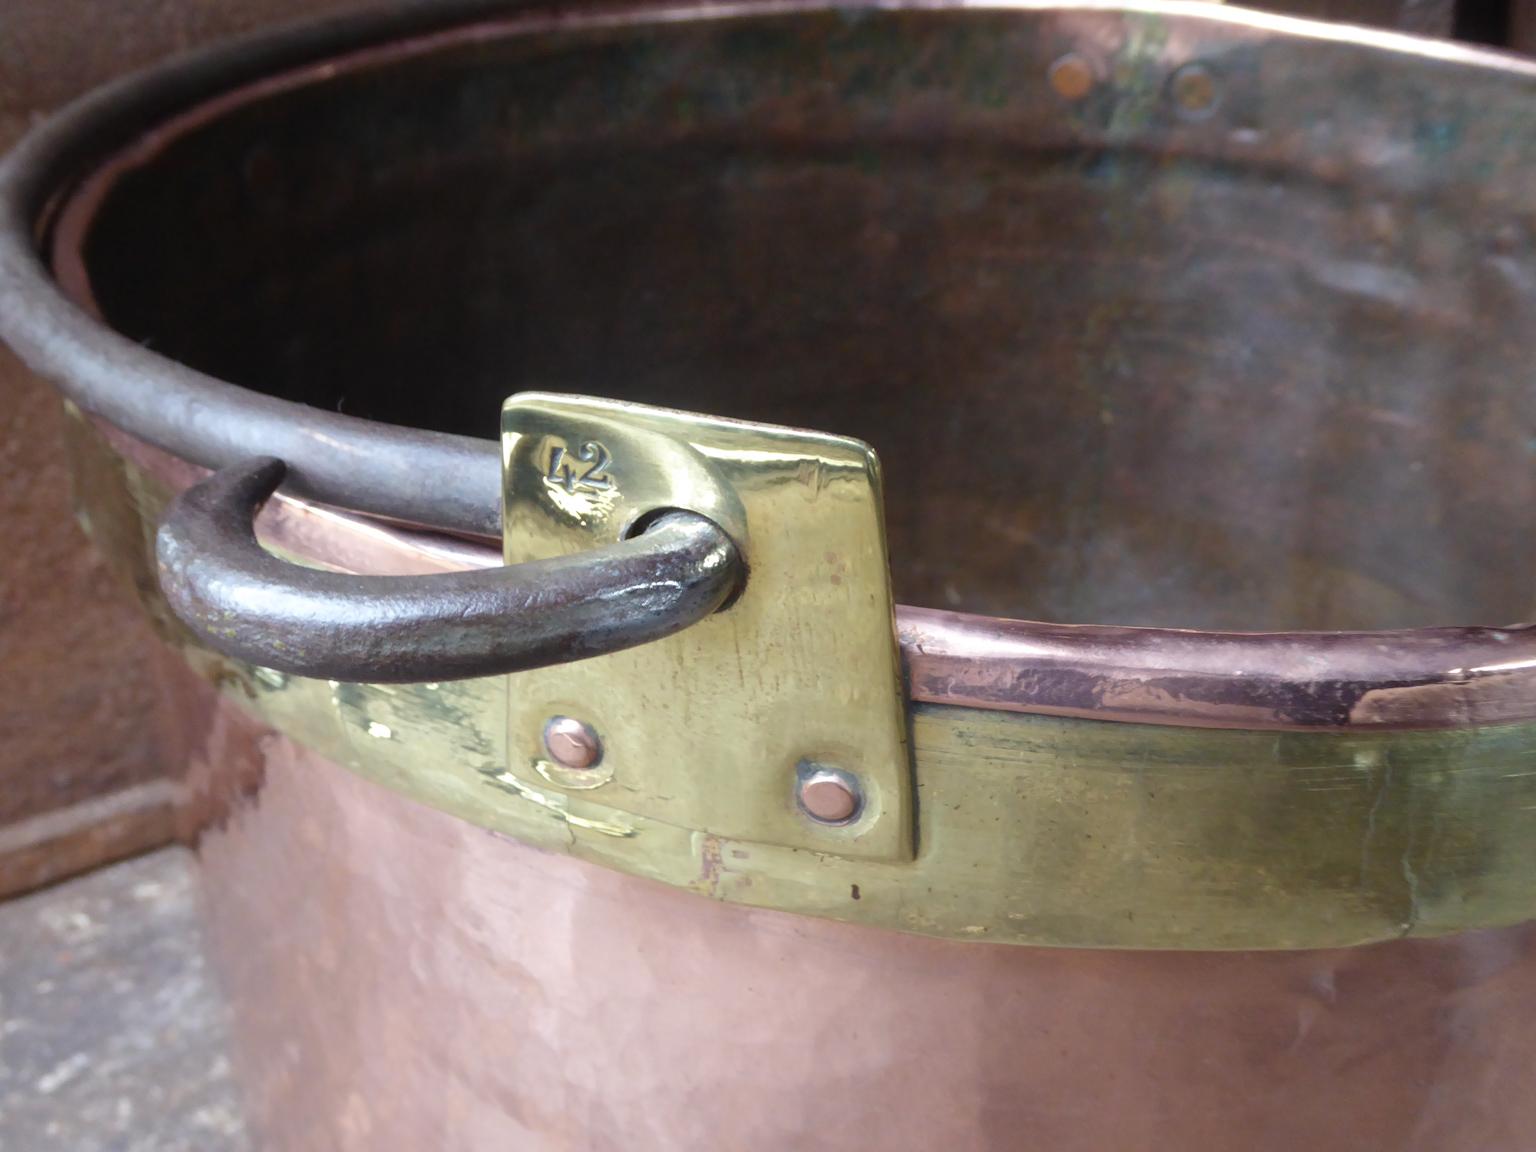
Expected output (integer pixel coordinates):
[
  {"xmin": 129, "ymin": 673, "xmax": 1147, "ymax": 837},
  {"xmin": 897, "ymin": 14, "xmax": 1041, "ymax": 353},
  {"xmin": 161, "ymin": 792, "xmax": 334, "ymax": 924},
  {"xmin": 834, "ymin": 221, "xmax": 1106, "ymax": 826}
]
[
  {"xmin": 65, "ymin": 414, "xmax": 1536, "ymax": 950},
  {"xmin": 502, "ymin": 394, "xmax": 910, "ymax": 860}
]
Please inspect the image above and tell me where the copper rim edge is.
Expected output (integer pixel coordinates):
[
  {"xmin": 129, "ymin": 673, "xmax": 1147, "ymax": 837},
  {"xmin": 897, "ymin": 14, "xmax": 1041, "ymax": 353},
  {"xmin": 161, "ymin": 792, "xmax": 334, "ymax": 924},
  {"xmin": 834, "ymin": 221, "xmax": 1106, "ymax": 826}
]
[
  {"xmin": 12, "ymin": 0, "xmax": 1536, "ymax": 732},
  {"xmin": 97, "ymin": 423, "xmax": 1536, "ymax": 732}
]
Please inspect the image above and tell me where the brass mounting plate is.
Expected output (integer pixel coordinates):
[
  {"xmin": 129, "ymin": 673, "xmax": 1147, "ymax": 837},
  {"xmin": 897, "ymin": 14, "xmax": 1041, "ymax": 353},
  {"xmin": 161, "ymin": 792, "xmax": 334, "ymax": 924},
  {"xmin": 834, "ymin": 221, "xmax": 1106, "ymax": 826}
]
[{"xmin": 501, "ymin": 393, "xmax": 912, "ymax": 861}]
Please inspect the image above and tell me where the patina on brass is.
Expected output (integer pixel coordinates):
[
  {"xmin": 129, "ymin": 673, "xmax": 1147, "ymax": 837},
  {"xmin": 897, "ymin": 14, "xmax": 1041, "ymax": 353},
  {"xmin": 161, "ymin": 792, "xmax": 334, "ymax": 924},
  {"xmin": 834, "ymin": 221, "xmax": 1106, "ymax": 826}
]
[
  {"xmin": 13, "ymin": 0, "xmax": 1536, "ymax": 949},
  {"xmin": 503, "ymin": 394, "xmax": 910, "ymax": 861}
]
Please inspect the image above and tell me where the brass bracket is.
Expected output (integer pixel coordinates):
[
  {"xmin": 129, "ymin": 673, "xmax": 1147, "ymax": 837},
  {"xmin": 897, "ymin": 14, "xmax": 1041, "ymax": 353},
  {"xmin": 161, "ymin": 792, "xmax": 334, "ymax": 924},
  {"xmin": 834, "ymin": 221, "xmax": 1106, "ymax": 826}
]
[{"xmin": 501, "ymin": 393, "xmax": 912, "ymax": 861}]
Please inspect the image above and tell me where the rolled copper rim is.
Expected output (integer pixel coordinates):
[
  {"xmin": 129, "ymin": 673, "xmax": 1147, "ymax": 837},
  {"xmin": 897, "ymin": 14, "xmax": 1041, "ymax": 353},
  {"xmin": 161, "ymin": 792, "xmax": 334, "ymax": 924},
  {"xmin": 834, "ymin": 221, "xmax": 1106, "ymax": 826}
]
[{"xmin": 9, "ymin": 0, "xmax": 1536, "ymax": 730}]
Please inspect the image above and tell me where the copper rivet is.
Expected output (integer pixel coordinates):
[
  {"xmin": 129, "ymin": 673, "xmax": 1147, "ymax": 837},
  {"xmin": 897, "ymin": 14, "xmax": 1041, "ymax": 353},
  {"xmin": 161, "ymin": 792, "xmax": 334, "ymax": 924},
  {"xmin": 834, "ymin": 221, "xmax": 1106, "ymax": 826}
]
[
  {"xmin": 1048, "ymin": 52, "xmax": 1096, "ymax": 102},
  {"xmin": 1169, "ymin": 62, "xmax": 1220, "ymax": 118},
  {"xmin": 543, "ymin": 716, "xmax": 602, "ymax": 769},
  {"xmin": 798, "ymin": 768, "xmax": 861, "ymax": 825}
]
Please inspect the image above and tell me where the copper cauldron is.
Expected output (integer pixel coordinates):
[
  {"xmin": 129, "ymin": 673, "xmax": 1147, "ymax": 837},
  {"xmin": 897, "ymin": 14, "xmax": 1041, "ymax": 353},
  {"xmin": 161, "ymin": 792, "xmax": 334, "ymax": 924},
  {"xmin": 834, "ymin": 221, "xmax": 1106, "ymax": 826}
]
[{"xmin": 5, "ymin": 2, "xmax": 1536, "ymax": 1147}]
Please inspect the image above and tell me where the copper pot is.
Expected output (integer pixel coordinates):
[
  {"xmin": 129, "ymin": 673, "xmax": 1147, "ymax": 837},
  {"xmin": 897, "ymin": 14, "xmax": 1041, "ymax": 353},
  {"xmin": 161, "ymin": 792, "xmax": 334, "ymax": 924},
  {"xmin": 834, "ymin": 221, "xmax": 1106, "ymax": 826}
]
[{"xmin": 5, "ymin": 2, "xmax": 1536, "ymax": 1147}]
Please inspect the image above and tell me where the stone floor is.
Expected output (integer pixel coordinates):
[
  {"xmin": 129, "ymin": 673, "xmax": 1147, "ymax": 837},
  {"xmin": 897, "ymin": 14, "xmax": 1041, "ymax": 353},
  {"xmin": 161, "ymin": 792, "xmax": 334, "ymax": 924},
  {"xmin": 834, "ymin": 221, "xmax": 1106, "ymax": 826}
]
[{"xmin": 0, "ymin": 848, "xmax": 248, "ymax": 1151}]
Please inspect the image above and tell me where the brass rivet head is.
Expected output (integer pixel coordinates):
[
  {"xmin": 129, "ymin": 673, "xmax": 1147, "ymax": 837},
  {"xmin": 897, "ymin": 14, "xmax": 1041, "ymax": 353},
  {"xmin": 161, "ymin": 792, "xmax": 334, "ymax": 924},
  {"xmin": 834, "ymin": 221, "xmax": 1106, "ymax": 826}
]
[
  {"xmin": 1169, "ymin": 62, "xmax": 1220, "ymax": 119},
  {"xmin": 543, "ymin": 716, "xmax": 602, "ymax": 770},
  {"xmin": 1048, "ymin": 52, "xmax": 1096, "ymax": 102},
  {"xmin": 797, "ymin": 764, "xmax": 862, "ymax": 825}
]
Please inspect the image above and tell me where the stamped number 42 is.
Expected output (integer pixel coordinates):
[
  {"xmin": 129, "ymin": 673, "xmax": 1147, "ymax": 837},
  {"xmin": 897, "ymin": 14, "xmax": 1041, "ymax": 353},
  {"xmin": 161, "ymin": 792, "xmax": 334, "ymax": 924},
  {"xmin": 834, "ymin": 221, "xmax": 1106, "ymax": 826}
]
[{"xmin": 545, "ymin": 441, "xmax": 615, "ymax": 494}]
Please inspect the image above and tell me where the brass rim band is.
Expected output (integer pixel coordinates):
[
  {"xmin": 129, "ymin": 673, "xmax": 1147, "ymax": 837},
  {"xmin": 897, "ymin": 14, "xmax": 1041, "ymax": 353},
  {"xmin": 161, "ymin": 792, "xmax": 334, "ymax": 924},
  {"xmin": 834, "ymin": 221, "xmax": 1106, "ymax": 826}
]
[{"xmin": 68, "ymin": 417, "xmax": 1536, "ymax": 952}]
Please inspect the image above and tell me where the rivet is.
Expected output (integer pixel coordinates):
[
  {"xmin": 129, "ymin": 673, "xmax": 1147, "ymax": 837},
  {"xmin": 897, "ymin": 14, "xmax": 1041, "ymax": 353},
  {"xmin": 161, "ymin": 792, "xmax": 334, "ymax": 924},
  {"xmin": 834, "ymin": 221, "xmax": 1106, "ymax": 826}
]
[
  {"xmin": 1169, "ymin": 62, "xmax": 1220, "ymax": 120},
  {"xmin": 1048, "ymin": 52, "xmax": 1096, "ymax": 102},
  {"xmin": 543, "ymin": 716, "xmax": 602, "ymax": 770},
  {"xmin": 797, "ymin": 765, "xmax": 862, "ymax": 825}
]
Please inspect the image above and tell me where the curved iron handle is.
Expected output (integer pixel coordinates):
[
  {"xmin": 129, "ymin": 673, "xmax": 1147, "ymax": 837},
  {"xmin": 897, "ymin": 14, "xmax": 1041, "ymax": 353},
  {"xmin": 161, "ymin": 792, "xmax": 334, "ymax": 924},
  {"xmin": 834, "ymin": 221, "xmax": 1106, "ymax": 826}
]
[{"xmin": 155, "ymin": 458, "xmax": 742, "ymax": 683}]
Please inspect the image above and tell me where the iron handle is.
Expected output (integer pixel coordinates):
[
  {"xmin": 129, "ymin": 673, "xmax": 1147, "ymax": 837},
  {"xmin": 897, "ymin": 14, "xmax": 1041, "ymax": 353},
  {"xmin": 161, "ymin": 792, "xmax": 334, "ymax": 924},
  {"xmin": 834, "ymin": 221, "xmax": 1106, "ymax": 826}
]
[{"xmin": 154, "ymin": 457, "xmax": 742, "ymax": 683}]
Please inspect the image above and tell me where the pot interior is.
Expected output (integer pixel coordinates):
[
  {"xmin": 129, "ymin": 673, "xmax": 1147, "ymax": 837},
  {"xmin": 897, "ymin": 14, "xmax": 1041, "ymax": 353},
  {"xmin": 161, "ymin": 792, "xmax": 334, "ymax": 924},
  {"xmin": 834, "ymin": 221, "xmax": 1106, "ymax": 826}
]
[{"xmin": 69, "ymin": 5, "xmax": 1536, "ymax": 630}]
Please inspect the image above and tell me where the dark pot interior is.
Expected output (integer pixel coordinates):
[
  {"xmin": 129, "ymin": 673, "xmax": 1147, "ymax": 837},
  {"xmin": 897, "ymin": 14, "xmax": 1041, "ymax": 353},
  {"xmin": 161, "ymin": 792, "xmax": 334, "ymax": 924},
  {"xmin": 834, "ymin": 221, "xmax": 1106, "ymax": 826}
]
[{"xmin": 72, "ymin": 6, "xmax": 1536, "ymax": 630}]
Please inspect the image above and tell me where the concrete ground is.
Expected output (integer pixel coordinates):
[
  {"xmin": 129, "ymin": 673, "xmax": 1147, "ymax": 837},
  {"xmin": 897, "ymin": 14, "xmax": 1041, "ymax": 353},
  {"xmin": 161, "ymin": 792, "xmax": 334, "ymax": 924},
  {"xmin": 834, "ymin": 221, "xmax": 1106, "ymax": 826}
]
[{"xmin": 0, "ymin": 849, "xmax": 248, "ymax": 1151}]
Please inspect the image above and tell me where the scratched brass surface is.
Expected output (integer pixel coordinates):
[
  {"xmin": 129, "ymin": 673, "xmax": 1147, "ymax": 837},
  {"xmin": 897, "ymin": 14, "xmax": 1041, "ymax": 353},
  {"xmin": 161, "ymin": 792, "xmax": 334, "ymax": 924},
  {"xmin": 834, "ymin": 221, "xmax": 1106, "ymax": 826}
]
[
  {"xmin": 502, "ymin": 394, "xmax": 910, "ymax": 860},
  {"xmin": 63, "ymin": 414, "xmax": 1536, "ymax": 949}
]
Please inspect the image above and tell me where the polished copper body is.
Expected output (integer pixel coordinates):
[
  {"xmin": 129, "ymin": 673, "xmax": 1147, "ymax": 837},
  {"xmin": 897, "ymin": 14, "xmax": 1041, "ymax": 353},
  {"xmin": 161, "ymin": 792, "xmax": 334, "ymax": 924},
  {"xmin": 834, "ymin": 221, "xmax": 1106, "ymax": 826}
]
[{"xmin": 177, "ymin": 672, "xmax": 1536, "ymax": 1151}]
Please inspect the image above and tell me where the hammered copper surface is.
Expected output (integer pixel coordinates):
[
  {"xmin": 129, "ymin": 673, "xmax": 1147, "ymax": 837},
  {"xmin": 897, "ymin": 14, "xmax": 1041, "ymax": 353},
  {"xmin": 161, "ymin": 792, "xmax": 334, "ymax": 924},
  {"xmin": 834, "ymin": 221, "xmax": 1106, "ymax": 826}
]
[{"xmin": 180, "ymin": 673, "xmax": 1536, "ymax": 1151}]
